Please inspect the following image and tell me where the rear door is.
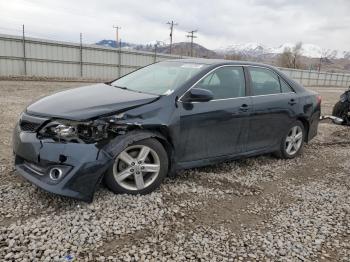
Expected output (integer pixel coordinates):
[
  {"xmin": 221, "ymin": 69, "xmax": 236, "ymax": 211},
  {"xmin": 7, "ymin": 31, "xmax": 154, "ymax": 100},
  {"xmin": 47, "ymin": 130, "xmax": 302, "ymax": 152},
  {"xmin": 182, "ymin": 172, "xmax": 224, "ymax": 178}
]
[
  {"xmin": 178, "ymin": 66, "xmax": 252, "ymax": 162},
  {"xmin": 246, "ymin": 66, "xmax": 297, "ymax": 152}
]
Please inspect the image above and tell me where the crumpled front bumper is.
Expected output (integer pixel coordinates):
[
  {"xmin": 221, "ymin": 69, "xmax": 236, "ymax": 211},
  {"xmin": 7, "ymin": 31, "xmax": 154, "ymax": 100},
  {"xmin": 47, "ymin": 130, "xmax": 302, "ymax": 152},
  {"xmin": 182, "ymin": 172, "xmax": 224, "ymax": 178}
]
[{"xmin": 12, "ymin": 124, "xmax": 113, "ymax": 202}]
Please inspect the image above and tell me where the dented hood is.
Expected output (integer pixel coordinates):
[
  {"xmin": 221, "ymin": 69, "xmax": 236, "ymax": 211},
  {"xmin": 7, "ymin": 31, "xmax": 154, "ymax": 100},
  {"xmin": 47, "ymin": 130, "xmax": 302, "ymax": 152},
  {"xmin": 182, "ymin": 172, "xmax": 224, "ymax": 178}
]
[{"xmin": 26, "ymin": 83, "xmax": 159, "ymax": 120}]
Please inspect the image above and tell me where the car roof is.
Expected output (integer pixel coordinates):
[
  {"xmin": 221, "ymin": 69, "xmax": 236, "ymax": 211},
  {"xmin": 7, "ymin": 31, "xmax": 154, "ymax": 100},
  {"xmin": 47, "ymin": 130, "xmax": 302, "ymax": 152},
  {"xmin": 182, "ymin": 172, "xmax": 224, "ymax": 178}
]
[{"xmin": 166, "ymin": 58, "xmax": 276, "ymax": 69}]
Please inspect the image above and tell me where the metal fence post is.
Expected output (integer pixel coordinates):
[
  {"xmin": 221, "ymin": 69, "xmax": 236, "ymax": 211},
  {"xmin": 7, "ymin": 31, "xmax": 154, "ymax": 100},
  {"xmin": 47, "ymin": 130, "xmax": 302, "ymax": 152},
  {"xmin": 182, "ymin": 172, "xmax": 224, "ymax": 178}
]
[
  {"xmin": 22, "ymin": 25, "xmax": 27, "ymax": 76},
  {"xmin": 154, "ymin": 44, "xmax": 157, "ymax": 63},
  {"xmin": 79, "ymin": 33, "xmax": 83, "ymax": 77},
  {"xmin": 118, "ymin": 40, "xmax": 122, "ymax": 78},
  {"xmin": 335, "ymin": 74, "xmax": 339, "ymax": 87}
]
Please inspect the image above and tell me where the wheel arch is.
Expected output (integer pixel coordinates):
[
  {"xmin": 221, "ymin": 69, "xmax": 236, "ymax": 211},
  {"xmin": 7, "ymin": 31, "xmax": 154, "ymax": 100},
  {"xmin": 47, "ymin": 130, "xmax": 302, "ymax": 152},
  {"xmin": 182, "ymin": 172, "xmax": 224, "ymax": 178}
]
[
  {"xmin": 297, "ymin": 117, "xmax": 310, "ymax": 142},
  {"xmin": 103, "ymin": 127, "xmax": 175, "ymax": 176}
]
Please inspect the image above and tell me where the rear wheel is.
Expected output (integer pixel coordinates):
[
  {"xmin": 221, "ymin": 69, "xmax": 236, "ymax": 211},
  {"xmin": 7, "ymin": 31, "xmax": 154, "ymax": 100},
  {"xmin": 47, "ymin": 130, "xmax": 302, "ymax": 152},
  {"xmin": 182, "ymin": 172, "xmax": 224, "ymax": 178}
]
[
  {"xmin": 104, "ymin": 138, "xmax": 168, "ymax": 195},
  {"xmin": 276, "ymin": 121, "xmax": 305, "ymax": 159}
]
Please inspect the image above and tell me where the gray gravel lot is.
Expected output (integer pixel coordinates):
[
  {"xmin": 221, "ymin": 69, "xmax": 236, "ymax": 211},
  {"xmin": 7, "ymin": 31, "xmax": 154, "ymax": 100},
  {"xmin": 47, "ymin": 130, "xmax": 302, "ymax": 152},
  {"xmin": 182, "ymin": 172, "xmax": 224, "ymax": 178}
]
[{"xmin": 0, "ymin": 81, "xmax": 349, "ymax": 261}]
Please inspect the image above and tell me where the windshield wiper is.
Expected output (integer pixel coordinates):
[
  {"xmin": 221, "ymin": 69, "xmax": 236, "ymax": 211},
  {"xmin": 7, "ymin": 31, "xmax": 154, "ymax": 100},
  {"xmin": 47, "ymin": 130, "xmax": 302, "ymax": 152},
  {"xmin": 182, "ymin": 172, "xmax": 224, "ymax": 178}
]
[
  {"xmin": 112, "ymin": 85, "xmax": 128, "ymax": 90},
  {"xmin": 111, "ymin": 84, "xmax": 159, "ymax": 95},
  {"xmin": 112, "ymin": 85, "xmax": 149, "ymax": 94}
]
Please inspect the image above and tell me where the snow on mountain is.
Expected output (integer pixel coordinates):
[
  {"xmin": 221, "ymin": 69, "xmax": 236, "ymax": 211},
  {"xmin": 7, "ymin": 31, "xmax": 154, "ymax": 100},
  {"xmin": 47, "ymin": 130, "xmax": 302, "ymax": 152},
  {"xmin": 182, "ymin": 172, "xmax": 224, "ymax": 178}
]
[
  {"xmin": 343, "ymin": 51, "xmax": 350, "ymax": 59},
  {"xmin": 97, "ymin": 39, "xmax": 349, "ymax": 60},
  {"xmin": 217, "ymin": 42, "xmax": 345, "ymax": 59},
  {"xmin": 217, "ymin": 42, "xmax": 265, "ymax": 56}
]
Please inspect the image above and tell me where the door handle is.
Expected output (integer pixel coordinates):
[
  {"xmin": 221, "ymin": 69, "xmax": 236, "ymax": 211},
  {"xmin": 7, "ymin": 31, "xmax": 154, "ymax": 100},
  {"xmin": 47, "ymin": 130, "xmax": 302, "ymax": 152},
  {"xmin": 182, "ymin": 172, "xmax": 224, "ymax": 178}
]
[
  {"xmin": 239, "ymin": 104, "xmax": 249, "ymax": 112},
  {"xmin": 288, "ymin": 99, "xmax": 297, "ymax": 105}
]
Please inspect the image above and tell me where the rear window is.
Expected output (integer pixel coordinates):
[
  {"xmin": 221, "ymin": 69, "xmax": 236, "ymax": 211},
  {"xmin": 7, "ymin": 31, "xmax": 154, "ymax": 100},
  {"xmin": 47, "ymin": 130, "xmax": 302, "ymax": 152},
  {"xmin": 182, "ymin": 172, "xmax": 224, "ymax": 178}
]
[
  {"xmin": 249, "ymin": 67, "xmax": 281, "ymax": 95},
  {"xmin": 279, "ymin": 77, "xmax": 293, "ymax": 93}
]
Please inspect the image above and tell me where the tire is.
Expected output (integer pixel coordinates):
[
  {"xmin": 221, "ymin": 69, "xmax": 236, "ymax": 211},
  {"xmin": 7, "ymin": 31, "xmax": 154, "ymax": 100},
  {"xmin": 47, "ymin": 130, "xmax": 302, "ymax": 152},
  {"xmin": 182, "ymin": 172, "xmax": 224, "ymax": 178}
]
[
  {"xmin": 104, "ymin": 138, "xmax": 168, "ymax": 195},
  {"xmin": 332, "ymin": 101, "xmax": 349, "ymax": 125},
  {"xmin": 332, "ymin": 101, "xmax": 343, "ymax": 117},
  {"xmin": 276, "ymin": 121, "xmax": 305, "ymax": 159}
]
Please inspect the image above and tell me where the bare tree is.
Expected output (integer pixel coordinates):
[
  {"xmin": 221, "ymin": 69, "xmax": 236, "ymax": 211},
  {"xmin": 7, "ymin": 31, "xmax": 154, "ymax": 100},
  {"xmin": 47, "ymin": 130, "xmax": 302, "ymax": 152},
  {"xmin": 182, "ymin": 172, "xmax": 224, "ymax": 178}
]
[
  {"xmin": 278, "ymin": 47, "xmax": 293, "ymax": 68},
  {"xmin": 292, "ymin": 42, "xmax": 303, "ymax": 69},
  {"xmin": 278, "ymin": 42, "xmax": 303, "ymax": 69},
  {"xmin": 225, "ymin": 53, "xmax": 243, "ymax": 61},
  {"xmin": 318, "ymin": 49, "xmax": 337, "ymax": 71}
]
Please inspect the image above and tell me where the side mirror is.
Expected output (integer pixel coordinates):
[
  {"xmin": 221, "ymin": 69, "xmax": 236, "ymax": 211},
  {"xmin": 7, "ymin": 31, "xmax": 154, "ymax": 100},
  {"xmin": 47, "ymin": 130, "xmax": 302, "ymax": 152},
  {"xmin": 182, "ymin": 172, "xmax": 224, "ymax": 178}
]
[{"xmin": 184, "ymin": 88, "xmax": 214, "ymax": 102}]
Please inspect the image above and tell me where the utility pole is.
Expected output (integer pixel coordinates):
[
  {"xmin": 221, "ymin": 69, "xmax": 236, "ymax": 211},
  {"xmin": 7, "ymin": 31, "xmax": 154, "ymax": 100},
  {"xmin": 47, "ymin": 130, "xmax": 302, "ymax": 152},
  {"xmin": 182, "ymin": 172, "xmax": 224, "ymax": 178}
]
[
  {"xmin": 113, "ymin": 25, "xmax": 121, "ymax": 48},
  {"xmin": 186, "ymin": 30, "xmax": 197, "ymax": 57},
  {"xmin": 167, "ymin": 20, "xmax": 177, "ymax": 54}
]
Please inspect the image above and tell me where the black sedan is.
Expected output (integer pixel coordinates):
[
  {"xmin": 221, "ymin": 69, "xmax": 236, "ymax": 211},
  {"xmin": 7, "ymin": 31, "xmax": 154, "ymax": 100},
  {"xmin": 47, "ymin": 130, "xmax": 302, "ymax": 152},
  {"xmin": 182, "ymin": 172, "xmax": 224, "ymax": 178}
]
[{"xmin": 13, "ymin": 59, "xmax": 321, "ymax": 202}]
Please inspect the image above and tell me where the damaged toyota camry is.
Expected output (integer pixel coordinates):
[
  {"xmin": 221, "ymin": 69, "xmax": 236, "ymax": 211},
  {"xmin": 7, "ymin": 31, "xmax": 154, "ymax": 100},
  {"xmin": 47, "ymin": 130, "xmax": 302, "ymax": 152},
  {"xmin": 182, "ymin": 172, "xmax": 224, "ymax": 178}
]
[{"xmin": 13, "ymin": 59, "xmax": 321, "ymax": 202}]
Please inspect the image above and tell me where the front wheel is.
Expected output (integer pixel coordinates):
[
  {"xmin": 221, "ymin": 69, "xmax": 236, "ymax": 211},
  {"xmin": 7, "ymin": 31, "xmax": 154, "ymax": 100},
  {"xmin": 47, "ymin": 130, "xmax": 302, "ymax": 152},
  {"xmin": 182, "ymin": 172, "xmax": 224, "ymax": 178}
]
[
  {"xmin": 104, "ymin": 138, "xmax": 168, "ymax": 195},
  {"xmin": 276, "ymin": 121, "xmax": 305, "ymax": 159}
]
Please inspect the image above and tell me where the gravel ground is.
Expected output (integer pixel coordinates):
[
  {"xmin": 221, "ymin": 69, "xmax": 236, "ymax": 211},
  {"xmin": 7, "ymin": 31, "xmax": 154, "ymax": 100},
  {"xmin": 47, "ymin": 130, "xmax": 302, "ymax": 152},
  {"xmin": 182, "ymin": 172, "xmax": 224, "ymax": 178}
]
[{"xmin": 0, "ymin": 81, "xmax": 349, "ymax": 261}]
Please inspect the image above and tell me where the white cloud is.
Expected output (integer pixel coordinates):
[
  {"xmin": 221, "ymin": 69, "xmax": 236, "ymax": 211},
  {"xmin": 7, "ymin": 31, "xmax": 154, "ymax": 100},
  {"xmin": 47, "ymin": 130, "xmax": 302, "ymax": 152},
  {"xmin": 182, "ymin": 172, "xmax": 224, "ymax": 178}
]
[{"xmin": 0, "ymin": 0, "xmax": 349, "ymax": 51}]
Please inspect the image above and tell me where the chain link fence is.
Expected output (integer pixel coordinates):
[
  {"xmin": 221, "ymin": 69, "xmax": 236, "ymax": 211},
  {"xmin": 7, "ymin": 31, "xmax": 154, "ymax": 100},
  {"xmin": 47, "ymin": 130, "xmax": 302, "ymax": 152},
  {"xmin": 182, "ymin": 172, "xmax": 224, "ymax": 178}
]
[{"xmin": 1, "ymin": 33, "xmax": 350, "ymax": 87}]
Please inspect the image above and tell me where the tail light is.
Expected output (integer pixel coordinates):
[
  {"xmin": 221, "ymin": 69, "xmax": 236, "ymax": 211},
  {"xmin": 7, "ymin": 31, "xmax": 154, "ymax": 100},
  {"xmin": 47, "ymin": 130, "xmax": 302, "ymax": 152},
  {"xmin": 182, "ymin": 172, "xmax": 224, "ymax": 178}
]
[{"xmin": 316, "ymin": 95, "xmax": 322, "ymax": 105}]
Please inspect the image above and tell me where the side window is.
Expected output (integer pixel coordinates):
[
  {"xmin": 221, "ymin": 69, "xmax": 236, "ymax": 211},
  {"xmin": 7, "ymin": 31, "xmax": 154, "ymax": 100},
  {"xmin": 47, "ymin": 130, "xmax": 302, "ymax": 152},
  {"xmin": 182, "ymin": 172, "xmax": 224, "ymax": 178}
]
[
  {"xmin": 249, "ymin": 67, "xmax": 281, "ymax": 96},
  {"xmin": 201, "ymin": 73, "xmax": 220, "ymax": 86},
  {"xmin": 279, "ymin": 77, "xmax": 293, "ymax": 93},
  {"xmin": 196, "ymin": 67, "xmax": 246, "ymax": 99}
]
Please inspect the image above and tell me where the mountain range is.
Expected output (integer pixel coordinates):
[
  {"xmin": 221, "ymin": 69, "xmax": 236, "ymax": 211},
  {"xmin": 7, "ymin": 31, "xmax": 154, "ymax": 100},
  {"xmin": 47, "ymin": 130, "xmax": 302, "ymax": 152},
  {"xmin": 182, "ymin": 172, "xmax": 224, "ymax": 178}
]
[
  {"xmin": 96, "ymin": 39, "xmax": 350, "ymax": 59},
  {"xmin": 215, "ymin": 43, "xmax": 350, "ymax": 59}
]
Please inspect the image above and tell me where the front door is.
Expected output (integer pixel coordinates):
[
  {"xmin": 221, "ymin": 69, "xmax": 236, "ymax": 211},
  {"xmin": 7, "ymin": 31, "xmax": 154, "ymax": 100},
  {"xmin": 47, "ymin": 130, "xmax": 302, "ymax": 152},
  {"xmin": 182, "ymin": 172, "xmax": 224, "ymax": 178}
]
[{"xmin": 177, "ymin": 66, "xmax": 252, "ymax": 162}]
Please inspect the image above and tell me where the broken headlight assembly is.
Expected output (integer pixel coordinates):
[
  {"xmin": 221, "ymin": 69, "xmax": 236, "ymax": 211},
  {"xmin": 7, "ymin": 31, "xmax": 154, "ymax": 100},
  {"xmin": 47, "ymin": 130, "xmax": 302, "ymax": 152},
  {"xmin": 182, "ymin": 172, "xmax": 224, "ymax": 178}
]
[{"xmin": 38, "ymin": 118, "xmax": 128, "ymax": 143}]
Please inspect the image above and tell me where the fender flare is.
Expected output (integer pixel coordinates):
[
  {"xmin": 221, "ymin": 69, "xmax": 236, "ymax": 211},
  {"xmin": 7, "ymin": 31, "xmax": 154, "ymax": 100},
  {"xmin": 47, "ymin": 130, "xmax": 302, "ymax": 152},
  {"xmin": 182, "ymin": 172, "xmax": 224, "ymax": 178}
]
[
  {"xmin": 102, "ymin": 130, "xmax": 168, "ymax": 156},
  {"xmin": 101, "ymin": 129, "xmax": 175, "ymax": 175}
]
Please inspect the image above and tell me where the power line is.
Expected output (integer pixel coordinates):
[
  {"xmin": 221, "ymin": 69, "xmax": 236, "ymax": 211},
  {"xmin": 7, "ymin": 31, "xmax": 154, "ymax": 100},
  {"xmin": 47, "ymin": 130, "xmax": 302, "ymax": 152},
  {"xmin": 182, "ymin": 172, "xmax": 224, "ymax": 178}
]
[
  {"xmin": 186, "ymin": 30, "xmax": 198, "ymax": 57},
  {"xmin": 166, "ymin": 20, "xmax": 178, "ymax": 54},
  {"xmin": 113, "ymin": 25, "xmax": 121, "ymax": 48}
]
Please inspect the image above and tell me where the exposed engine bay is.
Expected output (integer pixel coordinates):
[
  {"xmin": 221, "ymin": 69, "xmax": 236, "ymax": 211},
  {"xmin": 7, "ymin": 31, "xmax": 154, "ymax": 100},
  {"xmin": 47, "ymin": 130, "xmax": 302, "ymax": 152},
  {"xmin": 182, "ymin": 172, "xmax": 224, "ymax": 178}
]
[{"xmin": 37, "ymin": 115, "xmax": 132, "ymax": 144}]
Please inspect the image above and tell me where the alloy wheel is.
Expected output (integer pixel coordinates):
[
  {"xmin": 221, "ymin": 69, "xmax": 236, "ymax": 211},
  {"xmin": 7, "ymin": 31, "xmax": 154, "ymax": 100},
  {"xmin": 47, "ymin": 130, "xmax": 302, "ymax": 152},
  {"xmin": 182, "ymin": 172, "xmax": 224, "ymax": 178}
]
[
  {"xmin": 285, "ymin": 126, "xmax": 303, "ymax": 155},
  {"xmin": 113, "ymin": 145, "xmax": 161, "ymax": 191}
]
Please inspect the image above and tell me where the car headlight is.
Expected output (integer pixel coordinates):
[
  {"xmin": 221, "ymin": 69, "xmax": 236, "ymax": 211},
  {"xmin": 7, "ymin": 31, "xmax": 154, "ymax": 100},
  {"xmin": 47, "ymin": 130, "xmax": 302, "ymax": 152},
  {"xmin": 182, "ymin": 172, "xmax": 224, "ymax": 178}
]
[
  {"xmin": 53, "ymin": 124, "xmax": 77, "ymax": 137},
  {"xmin": 38, "ymin": 117, "xmax": 128, "ymax": 143},
  {"xmin": 38, "ymin": 121, "xmax": 80, "ymax": 141}
]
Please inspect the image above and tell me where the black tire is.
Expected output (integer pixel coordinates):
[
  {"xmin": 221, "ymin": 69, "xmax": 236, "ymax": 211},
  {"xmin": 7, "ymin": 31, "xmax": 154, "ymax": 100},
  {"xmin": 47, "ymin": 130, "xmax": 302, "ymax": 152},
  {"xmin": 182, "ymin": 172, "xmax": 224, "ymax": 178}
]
[
  {"xmin": 104, "ymin": 138, "xmax": 168, "ymax": 195},
  {"xmin": 333, "ymin": 101, "xmax": 345, "ymax": 116},
  {"xmin": 276, "ymin": 120, "xmax": 305, "ymax": 159},
  {"xmin": 332, "ymin": 101, "xmax": 348, "ymax": 125}
]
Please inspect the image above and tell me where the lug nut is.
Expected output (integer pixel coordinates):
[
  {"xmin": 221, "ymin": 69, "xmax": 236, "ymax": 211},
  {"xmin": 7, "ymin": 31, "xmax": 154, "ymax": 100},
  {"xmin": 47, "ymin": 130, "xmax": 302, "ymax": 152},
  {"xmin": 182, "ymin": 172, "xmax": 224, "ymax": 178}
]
[
  {"xmin": 141, "ymin": 166, "xmax": 145, "ymax": 169},
  {"xmin": 130, "ymin": 169, "xmax": 134, "ymax": 172},
  {"xmin": 138, "ymin": 161, "xmax": 142, "ymax": 164},
  {"xmin": 131, "ymin": 162, "xmax": 135, "ymax": 166}
]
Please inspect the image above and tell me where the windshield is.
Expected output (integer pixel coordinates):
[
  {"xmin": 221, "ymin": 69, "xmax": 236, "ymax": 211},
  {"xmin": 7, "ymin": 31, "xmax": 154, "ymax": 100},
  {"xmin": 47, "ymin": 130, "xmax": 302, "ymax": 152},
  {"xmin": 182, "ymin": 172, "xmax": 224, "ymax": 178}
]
[{"xmin": 111, "ymin": 61, "xmax": 207, "ymax": 95}]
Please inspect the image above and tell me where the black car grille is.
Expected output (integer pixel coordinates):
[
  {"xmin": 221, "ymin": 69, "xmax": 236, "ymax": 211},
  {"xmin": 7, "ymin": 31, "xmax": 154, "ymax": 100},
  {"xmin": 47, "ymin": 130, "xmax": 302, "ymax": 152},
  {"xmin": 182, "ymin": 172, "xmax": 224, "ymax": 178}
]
[
  {"xmin": 19, "ymin": 113, "xmax": 48, "ymax": 132},
  {"xmin": 20, "ymin": 121, "xmax": 41, "ymax": 132}
]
